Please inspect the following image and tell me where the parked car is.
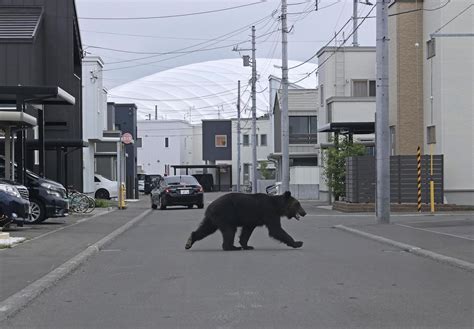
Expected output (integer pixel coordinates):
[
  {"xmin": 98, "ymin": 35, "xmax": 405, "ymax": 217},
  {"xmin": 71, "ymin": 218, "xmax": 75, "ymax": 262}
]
[
  {"xmin": 0, "ymin": 156, "xmax": 68, "ymax": 223},
  {"xmin": 0, "ymin": 180, "xmax": 30, "ymax": 228},
  {"xmin": 144, "ymin": 174, "xmax": 162, "ymax": 195},
  {"xmin": 137, "ymin": 174, "xmax": 145, "ymax": 192},
  {"xmin": 150, "ymin": 175, "xmax": 204, "ymax": 210},
  {"xmin": 94, "ymin": 174, "xmax": 118, "ymax": 199}
]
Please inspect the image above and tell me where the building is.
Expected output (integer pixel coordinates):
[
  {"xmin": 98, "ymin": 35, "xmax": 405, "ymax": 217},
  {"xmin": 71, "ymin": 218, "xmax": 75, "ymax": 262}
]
[
  {"xmin": 271, "ymin": 89, "xmax": 319, "ymax": 199},
  {"xmin": 0, "ymin": 1, "xmax": 84, "ymax": 190},
  {"xmin": 389, "ymin": 0, "xmax": 474, "ymax": 205},
  {"xmin": 316, "ymin": 46, "xmax": 377, "ymax": 201},
  {"xmin": 82, "ymin": 56, "xmax": 108, "ymax": 194}
]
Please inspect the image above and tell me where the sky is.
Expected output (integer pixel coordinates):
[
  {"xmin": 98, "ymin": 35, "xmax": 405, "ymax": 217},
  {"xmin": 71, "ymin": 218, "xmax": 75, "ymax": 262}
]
[{"xmin": 76, "ymin": 0, "xmax": 376, "ymax": 89}]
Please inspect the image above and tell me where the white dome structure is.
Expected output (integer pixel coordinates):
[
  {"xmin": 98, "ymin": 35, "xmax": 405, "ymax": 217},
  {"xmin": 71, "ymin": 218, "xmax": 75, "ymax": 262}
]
[{"xmin": 108, "ymin": 58, "xmax": 317, "ymax": 124}]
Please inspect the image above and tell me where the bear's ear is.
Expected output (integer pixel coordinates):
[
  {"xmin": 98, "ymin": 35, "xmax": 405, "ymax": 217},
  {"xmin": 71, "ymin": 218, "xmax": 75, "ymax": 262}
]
[{"xmin": 283, "ymin": 191, "xmax": 291, "ymax": 198}]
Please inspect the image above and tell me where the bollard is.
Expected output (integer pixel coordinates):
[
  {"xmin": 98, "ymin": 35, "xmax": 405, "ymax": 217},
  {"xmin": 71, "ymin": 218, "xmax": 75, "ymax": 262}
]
[
  {"xmin": 417, "ymin": 146, "xmax": 422, "ymax": 213},
  {"xmin": 119, "ymin": 183, "xmax": 127, "ymax": 209}
]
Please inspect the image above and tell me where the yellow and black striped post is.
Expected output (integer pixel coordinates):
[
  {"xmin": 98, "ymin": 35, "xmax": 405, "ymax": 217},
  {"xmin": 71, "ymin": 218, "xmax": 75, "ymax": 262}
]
[{"xmin": 417, "ymin": 146, "xmax": 422, "ymax": 212}]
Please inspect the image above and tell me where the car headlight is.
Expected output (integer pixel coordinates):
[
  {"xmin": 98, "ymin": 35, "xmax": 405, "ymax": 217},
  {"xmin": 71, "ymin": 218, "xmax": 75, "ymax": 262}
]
[
  {"xmin": 0, "ymin": 184, "xmax": 21, "ymax": 198},
  {"xmin": 46, "ymin": 189, "xmax": 62, "ymax": 198}
]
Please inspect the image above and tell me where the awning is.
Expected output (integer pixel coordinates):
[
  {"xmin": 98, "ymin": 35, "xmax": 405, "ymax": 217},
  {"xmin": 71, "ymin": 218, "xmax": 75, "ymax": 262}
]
[
  {"xmin": 0, "ymin": 6, "xmax": 43, "ymax": 41},
  {"xmin": 26, "ymin": 139, "xmax": 88, "ymax": 150},
  {"xmin": 0, "ymin": 86, "xmax": 75, "ymax": 105},
  {"xmin": 0, "ymin": 110, "xmax": 37, "ymax": 128},
  {"xmin": 318, "ymin": 122, "xmax": 375, "ymax": 134}
]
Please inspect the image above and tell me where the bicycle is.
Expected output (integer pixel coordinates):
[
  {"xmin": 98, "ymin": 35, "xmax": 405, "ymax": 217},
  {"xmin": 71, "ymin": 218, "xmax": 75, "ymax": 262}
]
[{"xmin": 67, "ymin": 188, "xmax": 96, "ymax": 214}]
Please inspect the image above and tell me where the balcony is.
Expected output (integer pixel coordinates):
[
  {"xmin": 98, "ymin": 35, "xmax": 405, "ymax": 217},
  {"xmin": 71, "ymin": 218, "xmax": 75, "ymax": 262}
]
[{"xmin": 289, "ymin": 133, "xmax": 318, "ymax": 145}]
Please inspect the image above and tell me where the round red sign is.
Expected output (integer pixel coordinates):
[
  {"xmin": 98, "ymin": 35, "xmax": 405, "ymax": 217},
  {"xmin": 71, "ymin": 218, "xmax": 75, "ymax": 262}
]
[{"xmin": 121, "ymin": 132, "xmax": 133, "ymax": 144}]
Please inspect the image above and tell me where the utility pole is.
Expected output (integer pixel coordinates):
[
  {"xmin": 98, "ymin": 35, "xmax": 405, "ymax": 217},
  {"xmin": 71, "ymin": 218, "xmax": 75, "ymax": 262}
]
[
  {"xmin": 281, "ymin": 0, "xmax": 290, "ymax": 193},
  {"xmin": 376, "ymin": 0, "xmax": 390, "ymax": 223},
  {"xmin": 233, "ymin": 26, "xmax": 257, "ymax": 193},
  {"xmin": 353, "ymin": 0, "xmax": 359, "ymax": 47},
  {"xmin": 237, "ymin": 80, "xmax": 241, "ymax": 193},
  {"xmin": 155, "ymin": 105, "xmax": 158, "ymax": 120},
  {"xmin": 251, "ymin": 25, "xmax": 258, "ymax": 194}
]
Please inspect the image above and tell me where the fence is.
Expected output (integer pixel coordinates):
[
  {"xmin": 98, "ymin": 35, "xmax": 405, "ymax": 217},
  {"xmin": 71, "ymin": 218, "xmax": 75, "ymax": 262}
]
[{"xmin": 345, "ymin": 155, "xmax": 443, "ymax": 204}]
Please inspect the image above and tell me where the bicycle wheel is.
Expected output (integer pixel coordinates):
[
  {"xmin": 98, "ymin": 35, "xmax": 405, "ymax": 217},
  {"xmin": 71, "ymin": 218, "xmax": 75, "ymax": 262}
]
[
  {"xmin": 83, "ymin": 196, "xmax": 96, "ymax": 214},
  {"xmin": 72, "ymin": 194, "xmax": 90, "ymax": 213}
]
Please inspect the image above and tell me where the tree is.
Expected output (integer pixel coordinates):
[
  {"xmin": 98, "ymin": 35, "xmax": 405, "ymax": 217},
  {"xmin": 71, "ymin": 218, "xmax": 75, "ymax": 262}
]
[
  {"xmin": 258, "ymin": 161, "xmax": 273, "ymax": 180},
  {"xmin": 323, "ymin": 136, "xmax": 366, "ymax": 201}
]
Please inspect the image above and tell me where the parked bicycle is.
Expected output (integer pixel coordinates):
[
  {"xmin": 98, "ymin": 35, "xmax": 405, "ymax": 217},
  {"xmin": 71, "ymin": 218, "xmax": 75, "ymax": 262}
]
[{"xmin": 67, "ymin": 188, "xmax": 96, "ymax": 214}]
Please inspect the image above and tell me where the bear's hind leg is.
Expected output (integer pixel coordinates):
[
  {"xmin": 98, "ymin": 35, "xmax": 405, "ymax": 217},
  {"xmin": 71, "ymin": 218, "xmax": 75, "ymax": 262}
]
[
  {"xmin": 239, "ymin": 226, "xmax": 256, "ymax": 250},
  {"xmin": 220, "ymin": 226, "xmax": 241, "ymax": 251},
  {"xmin": 185, "ymin": 218, "xmax": 218, "ymax": 250}
]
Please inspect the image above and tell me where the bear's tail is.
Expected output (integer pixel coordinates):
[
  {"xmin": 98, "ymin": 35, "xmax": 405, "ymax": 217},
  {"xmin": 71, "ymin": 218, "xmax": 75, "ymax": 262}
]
[{"xmin": 185, "ymin": 216, "xmax": 218, "ymax": 250}]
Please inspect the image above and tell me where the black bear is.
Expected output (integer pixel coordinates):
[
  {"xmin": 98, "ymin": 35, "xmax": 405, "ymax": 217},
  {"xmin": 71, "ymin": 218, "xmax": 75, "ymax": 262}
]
[{"xmin": 185, "ymin": 191, "xmax": 306, "ymax": 251}]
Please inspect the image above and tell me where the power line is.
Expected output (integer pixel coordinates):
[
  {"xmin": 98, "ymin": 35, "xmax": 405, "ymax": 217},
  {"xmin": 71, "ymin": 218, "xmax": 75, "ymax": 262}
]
[
  {"xmin": 389, "ymin": 0, "xmax": 451, "ymax": 17},
  {"xmin": 291, "ymin": 4, "xmax": 375, "ymax": 84},
  {"xmin": 79, "ymin": 1, "xmax": 265, "ymax": 20},
  {"xmin": 288, "ymin": 16, "xmax": 352, "ymax": 70},
  {"xmin": 433, "ymin": 3, "xmax": 473, "ymax": 34}
]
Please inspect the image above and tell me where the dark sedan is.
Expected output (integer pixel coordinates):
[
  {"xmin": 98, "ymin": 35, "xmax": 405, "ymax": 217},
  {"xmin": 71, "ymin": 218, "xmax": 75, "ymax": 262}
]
[{"xmin": 150, "ymin": 175, "xmax": 204, "ymax": 210}]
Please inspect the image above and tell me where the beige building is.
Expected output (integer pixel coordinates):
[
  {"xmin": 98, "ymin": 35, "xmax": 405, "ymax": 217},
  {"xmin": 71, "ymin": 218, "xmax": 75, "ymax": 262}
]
[{"xmin": 389, "ymin": 0, "xmax": 474, "ymax": 205}]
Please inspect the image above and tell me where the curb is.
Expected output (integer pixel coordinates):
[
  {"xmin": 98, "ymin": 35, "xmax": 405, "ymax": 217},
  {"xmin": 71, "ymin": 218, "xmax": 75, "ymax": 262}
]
[
  {"xmin": 334, "ymin": 225, "xmax": 474, "ymax": 273},
  {"xmin": 0, "ymin": 208, "xmax": 152, "ymax": 323}
]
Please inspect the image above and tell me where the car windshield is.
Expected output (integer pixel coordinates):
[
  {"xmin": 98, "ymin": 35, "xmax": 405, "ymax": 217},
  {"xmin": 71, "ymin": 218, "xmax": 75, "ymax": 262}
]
[{"xmin": 165, "ymin": 176, "xmax": 198, "ymax": 186}]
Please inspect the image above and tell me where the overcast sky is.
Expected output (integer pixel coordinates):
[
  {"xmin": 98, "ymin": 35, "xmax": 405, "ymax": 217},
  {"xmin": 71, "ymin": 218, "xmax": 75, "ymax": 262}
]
[{"xmin": 76, "ymin": 0, "xmax": 376, "ymax": 89}]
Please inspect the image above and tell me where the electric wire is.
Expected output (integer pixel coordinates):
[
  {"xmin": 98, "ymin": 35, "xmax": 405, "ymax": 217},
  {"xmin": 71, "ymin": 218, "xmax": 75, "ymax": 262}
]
[{"xmin": 79, "ymin": 1, "xmax": 265, "ymax": 20}]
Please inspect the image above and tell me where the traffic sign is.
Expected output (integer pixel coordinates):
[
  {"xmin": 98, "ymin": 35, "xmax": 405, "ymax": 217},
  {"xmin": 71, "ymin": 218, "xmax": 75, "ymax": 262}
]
[{"xmin": 121, "ymin": 132, "xmax": 133, "ymax": 144}]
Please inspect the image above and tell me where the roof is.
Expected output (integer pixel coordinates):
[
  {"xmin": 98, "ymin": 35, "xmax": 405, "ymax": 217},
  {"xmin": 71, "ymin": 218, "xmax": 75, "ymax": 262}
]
[
  {"xmin": 0, "ymin": 6, "xmax": 43, "ymax": 41},
  {"xmin": 275, "ymin": 89, "xmax": 318, "ymax": 113},
  {"xmin": 108, "ymin": 58, "xmax": 317, "ymax": 124}
]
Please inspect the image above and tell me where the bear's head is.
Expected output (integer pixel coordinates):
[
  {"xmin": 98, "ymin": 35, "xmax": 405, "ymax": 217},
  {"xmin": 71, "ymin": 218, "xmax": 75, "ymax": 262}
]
[{"xmin": 281, "ymin": 191, "xmax": 307, "ymax": 220}]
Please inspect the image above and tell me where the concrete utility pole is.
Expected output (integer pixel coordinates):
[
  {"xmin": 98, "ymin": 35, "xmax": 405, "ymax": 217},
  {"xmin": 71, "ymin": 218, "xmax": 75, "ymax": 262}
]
[
  {"xmin": 251, "ymin": 25, "xmax": 258, "ymax": 194},
  {"xmin": 353, "ymin": 0, "xmax": 359, "ymax": 47},
  {"xmin": 376, "ymin": 0, "xmax": 390, "ymax": 223},
  {"xmin": 281, "ymin": 0, "xmax": 290, "ymax": 193},
  {"xmin": 237, "ymin": 80, "xmax": 242, "ymax": 193}
]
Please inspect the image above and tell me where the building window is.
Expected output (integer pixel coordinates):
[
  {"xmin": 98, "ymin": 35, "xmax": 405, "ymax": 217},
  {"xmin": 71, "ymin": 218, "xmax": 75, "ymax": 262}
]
[
  {"xmin": 352, "ymin": 80, "xmax": 376, "ymax": 97},
  {"xmin": 165, "ymin": 137, "xmax": 169, "ymax": 148},
  {"xmin": 291, "ymin": 157, "xmax": 318, "ymax": 167},
  {"xmin": 289, "ymin": 116, "xmax": 318, "ymax": 144},
  {"xmin": 215, "ymin": 135, "xmax": 227, "ymax": 148},
  {"xmin": 320, "ymin": 84, "xmax": 324, "ymax": 107},
  {"xmin": 260, "ymin": 134, "xmax": 267, "ymax": 146},
  {"xmin": 390, "ymin": 126, "xmax": 396, "ymax": 155},
  {"xmin": 243, "ymin": 134, "xmax": 249, "ymax": 146}
]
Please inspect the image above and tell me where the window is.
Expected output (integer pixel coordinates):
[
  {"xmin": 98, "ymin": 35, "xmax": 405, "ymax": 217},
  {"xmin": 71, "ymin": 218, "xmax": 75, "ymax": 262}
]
[
  {"xmin": 320, "ymin": 84, "xmax": 324, "ymax": 107},
  {"xmin": 94, "ymin": 176, "xmax": 100, "ymax": 182},
  {"xmin": 215, "ymin": 135, "xmax": 227, "ymax": 148},
  {"xmin": 289, "ymin": 116, "xmax": 318, "ymax": 144},
  {"xmin": 291, "ymin": 157, "xmax": 318, "ymax": 167},
  {"xmin": 390, "ymin": 126, "xmax": 396, "ymax": 155},
  {"xmin": 243, "ymin": 134, "xmax": 249, "ymax": 146},
  {"xmin": 352, "ymin": 80, "xmax": 376, "ymax": 97},
  {"xmin": 260, "ymin": 134, "xmax": 267, "ymax": 146},
  {"xmin": 165, "ymin": 137, "xmax": 169, "ymax": 148}
]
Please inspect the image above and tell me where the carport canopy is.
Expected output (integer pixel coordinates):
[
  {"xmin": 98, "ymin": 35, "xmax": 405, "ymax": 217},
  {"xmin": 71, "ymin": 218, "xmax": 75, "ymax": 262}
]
[
  {"xmin": 0, "ymin": 86, "xmax": 75, "ymax": 105},
  {"xmin": 318, "ymin": 122, "xmax": 375, "ymax": 135}
]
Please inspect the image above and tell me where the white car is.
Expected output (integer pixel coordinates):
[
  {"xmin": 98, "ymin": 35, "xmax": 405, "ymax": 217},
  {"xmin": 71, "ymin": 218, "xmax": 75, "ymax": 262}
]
[{"xmin": 94, "ymin": 174, "xmax": 118, "ymax": 199}]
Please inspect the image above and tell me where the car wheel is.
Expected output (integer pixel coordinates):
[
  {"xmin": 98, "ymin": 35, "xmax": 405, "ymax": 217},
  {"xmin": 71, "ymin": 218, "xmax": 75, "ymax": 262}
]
[
  {"xmin": 159, "ymin": 195, "xmax": 166, "ymax": 210},
  {"xmin": 197, "ymin": 203, "xmax": 204, "ymax": 209},
  {"xmin": 29, "ymin": 199, "xmax": 46, "ymax": 223},
  {"xmin": 95, "ymin": 189, "xmax": 110, "ymax": 200}
]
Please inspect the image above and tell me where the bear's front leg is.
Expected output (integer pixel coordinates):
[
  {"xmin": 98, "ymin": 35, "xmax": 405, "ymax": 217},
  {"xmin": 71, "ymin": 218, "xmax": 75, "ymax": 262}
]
[
  {"xmin": 239, "ymin": 226, "xmax": 256, "ymax": 250},
  {"xmin": 267, "ymin": 223, "xmax": 303, "ymax": 248}
]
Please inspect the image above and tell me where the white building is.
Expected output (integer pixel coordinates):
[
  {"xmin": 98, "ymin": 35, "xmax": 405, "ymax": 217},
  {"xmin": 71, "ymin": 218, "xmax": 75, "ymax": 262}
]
[
  {"xmin": 389, "ymin": 0, "xmax": 474, "ymax": 205},
  {"xmin": 137, "ymin": 119, "xmax": 201, "ymax": 175},
  {"xmin": 316, "ymin": 46, "xmax": 376, "ymax": 201},
  {"xmin": 82, "ymin": 56, "xmax": 108, "ymax": 194}
]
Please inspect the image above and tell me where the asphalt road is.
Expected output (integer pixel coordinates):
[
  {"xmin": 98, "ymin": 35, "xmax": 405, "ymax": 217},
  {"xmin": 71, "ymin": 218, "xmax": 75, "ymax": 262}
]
[{"xmin": 3, "ymin": 194, "xmax": 474, "ymax": 329}]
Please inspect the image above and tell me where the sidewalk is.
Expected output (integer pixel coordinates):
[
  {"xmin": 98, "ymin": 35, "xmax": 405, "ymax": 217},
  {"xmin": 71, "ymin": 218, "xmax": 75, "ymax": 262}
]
[{"xmin": 0, "ymin": 197, "xmax": 150, "ymax": 303}]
